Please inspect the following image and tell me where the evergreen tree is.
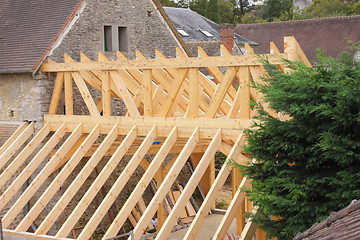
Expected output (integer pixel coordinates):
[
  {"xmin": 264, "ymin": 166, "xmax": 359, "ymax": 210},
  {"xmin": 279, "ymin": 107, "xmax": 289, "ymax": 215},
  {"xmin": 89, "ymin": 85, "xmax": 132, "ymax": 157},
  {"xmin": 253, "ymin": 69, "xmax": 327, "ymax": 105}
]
[{"xmin": 239, "ymin": 46, "xmax": 360, "ymax": 239}]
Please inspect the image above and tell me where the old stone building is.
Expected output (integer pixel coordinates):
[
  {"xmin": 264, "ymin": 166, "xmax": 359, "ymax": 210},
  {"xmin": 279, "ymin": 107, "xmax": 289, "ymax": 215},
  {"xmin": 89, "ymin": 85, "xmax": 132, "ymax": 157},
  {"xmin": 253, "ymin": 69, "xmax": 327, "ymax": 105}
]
[{"xmin": 0, "ymin": 0, "xmax": 188, "ymax": 144}]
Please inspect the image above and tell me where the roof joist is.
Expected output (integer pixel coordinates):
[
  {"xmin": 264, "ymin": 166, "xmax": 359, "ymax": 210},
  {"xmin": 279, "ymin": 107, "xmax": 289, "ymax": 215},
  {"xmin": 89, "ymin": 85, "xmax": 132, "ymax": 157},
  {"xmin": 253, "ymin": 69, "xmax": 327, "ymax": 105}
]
[{"xmin": 0, "ymin": 37, "xmax": 312, "ymax": 240}]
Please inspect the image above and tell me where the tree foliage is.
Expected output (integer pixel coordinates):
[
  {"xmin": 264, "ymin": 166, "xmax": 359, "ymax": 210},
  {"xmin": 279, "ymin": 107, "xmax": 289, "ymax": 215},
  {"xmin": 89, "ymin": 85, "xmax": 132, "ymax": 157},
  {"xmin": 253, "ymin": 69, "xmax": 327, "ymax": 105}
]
[
  {"xmin": 261, "ymin": 0, "xmax": 293, "ymax": 21},
  {"xmin": 239, "ymin": 46, "xmax": 360, "ymax": 239}
]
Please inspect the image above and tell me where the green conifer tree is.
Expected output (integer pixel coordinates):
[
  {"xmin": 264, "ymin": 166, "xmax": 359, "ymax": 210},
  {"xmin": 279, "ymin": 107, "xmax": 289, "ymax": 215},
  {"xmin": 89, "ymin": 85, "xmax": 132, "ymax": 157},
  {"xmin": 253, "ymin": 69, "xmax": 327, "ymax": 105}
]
[{"xmin": 239, "ymin": 46, "xmax": 360, "ymax": 239}]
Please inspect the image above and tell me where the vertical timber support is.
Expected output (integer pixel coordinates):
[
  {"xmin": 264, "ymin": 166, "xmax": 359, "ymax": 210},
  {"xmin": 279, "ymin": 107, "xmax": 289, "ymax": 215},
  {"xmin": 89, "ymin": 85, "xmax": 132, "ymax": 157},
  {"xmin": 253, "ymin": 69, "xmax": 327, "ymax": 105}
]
[
  {"xmin": 64, "ymin": 71, "xmax": 73, "ymax": 115},
  {"xmin": 154, "ymin": 167, "xmax": 167, "ymax": 231},
  {"xmin": 233, "ymin": 66, "xmax": 250, "ymax": 235},
  {"xmin": 284, "ymin": 36, "xmax": 297, "ymax": 71},
  {"xmin": 102, "ymin": 71, "xmax": 112, "ymax": 116},
  {"xmin": 188, "ymin": 67, "xmax": 199, "ymax": 118},
  {"xmin": 143, "ymin": 69, "xmax": 153, "ymax": 117}
]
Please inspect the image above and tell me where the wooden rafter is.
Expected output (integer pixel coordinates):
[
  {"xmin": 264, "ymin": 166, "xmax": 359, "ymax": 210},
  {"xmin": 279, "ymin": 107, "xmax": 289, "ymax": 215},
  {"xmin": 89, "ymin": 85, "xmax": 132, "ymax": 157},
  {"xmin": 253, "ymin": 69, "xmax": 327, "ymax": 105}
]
[{"xmin": 0, "ymin": 37, "xmax": 311, "ymax": 240}]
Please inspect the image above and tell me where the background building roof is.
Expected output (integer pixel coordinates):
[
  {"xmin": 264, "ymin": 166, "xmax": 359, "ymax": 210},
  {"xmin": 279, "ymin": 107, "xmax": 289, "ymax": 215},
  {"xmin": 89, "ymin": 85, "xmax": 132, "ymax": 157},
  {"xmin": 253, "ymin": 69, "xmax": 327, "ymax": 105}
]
[
  {"xmin": 0, "ymin": 0, "xmax": 81, "ymax": 73},
  {"xmin": 294, "ymin": 200, "xmax": 360, "ymax": 240},
  {"xmin": 164, "ymin": 7, "xmax": 257, "ymax": 46},
  {"xmin": 234, "ymin": 15, "xmax": 360, "ymax": 63}
]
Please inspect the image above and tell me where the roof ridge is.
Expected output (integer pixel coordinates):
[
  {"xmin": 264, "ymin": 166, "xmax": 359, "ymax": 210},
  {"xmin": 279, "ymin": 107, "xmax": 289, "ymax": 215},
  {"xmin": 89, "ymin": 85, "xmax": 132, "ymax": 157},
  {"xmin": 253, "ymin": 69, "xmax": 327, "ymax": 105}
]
[{"xmin": 236, "ymin": 14, "xmax": 360, "ymax": 28}]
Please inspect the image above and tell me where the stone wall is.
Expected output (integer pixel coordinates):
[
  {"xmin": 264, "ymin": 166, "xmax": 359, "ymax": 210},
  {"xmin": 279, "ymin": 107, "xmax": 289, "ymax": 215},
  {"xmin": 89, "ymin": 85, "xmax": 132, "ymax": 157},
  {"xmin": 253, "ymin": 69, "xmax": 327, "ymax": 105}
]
[
  {"xmin": 45, "ymin": 0, "xmax": 183, "ymax": 116},
  {"xmin": 50, "ymin": 0, "xmax": 180, "ymax": 62}
]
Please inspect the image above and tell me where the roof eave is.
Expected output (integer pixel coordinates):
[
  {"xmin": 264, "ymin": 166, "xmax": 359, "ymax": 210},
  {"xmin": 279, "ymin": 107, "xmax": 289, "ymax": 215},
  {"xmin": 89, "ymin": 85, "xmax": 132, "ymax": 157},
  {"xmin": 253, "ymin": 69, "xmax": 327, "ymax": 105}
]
[{"xmin": 0, "ymin": 69, "xmax": 33, "ymax": 74}]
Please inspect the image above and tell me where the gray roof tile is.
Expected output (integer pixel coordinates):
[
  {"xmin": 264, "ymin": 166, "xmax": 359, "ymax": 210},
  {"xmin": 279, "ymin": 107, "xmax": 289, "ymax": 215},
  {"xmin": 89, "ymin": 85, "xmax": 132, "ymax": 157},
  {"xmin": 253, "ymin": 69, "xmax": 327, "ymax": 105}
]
[
  {"xmin": 0, "ymin": 0, "xmax": 81, "ymax": 73},
  {"xmin": 163, "ymin": 7, "xmax": 257, "ymax": 46}
]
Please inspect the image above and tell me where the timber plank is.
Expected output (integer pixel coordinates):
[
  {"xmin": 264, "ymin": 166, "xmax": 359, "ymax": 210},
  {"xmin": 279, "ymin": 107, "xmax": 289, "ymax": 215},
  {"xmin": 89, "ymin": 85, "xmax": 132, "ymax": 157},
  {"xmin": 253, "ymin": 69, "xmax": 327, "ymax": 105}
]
[{"xmin": 213, "ymin": 177, "xmax": 251, "ymax": 240}]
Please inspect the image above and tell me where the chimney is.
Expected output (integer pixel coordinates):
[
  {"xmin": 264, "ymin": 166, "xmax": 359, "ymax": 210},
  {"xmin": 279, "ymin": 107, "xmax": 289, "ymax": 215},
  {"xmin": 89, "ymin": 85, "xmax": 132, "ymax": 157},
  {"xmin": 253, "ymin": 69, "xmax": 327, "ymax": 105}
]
[{"xmin": 220, "ymin": 24, "xmax": 234, "ymax": 53}]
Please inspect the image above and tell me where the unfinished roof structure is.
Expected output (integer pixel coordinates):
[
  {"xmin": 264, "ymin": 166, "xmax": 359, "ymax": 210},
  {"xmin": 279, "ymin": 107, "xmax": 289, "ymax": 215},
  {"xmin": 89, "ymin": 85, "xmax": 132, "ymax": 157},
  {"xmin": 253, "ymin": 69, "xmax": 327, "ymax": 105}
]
[{"xmin": 0, "ymin": 36, "xmax": 311, "ymax": 240}]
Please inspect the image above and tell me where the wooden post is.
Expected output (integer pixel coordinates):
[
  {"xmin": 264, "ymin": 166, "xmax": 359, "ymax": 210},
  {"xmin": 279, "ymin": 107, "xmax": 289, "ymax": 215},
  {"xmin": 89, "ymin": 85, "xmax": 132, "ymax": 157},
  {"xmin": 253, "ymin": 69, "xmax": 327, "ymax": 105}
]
[
  {"xmin": 188, "ymin": 68, "xmax": 199, "ymax": 118},
  {"xmin": 143, "ymin": 69, "xmax": 153, "ymax": 117},
  {"xmin": 64, "ymin": 71, "xmax": 73, "ymax": 115},
  {"xmin": 256, "ymin": 228, "xmax": 267, "ymax": 240},
  {"xmin": 48, "ymin": 72, "xmax": 64, "ymax": 114},
  {"xmin": 154, "ymin": 167, "xmax": 167, "ymax": 231},
  {"xmin": 102, "ymin": 71, "xmax": 112, "ymax": 116},
  {"xmin": 234, "ymin": 66, "xmax": 250, "ymax": 235},
  {"xmin": 284, "ymin": 36, "xmax": 297, "ymax": 71}
]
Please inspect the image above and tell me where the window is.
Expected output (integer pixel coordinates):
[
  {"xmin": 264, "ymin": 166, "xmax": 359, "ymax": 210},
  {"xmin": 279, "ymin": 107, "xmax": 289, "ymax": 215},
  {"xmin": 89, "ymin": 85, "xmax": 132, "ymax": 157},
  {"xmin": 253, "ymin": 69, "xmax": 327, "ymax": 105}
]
[
  {"xmin": 104, "ymin": 25, "xmax": 128, "ymax": 52},
  {"xmin": 199, "ymin": 29, "xmax": 214, "ymax": 38},
  {"xmin": 104, "ymin": 25, "xmax": 112, "ymax": 51},
  {"xmin": 118, "ymin": 27, "xmax": 128, "ymax": 52},
  {"xmin": 177, "ymin": 29, "xmax": 189, "ymax": 37}
]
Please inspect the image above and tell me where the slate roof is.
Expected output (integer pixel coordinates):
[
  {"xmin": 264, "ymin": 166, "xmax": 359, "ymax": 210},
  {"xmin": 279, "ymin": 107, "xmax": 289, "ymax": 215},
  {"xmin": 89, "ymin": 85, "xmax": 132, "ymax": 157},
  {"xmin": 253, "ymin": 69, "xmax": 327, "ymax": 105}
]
[
  {"xmin": 294, "ymin": 200, "xmax": 360, "ymax": 240},
  {"xmin": 234, "ymin": 15, "xmax": 360, "ymax": 63},
  {"xmin": 0, "ymin": 0, "xmax": 81, "ymax": 73},
  {"xmin": 163, "ymin": 7, "xmax": 257, "ymax": 46}
]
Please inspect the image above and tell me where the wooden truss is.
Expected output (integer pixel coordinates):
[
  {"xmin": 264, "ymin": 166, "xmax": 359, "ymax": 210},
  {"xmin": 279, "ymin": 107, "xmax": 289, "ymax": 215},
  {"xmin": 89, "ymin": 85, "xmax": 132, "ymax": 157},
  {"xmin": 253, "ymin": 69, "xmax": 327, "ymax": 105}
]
[{"xmin": 0, "ymin": 37, "xmax": 310, "ymax": 240}]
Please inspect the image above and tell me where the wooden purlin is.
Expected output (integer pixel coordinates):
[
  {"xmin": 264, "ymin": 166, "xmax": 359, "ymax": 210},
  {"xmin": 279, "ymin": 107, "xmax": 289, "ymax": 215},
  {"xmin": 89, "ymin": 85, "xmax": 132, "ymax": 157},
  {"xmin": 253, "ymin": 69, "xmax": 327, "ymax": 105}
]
[
  {"xmin": 43, "ymin": 44, "xmax": 288, "ymax": 119},
  {"xmin": 0, "ymin": 37, "xmax": 311, "ymax": 240}
]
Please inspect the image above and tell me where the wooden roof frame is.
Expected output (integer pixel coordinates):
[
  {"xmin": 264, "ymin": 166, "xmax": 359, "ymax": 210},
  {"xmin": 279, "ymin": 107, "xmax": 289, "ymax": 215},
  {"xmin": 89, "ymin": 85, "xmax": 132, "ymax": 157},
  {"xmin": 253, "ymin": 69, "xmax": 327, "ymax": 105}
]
[{"xmin": 0, "ymin": 36, "xmax": 311, "ymax": 240}]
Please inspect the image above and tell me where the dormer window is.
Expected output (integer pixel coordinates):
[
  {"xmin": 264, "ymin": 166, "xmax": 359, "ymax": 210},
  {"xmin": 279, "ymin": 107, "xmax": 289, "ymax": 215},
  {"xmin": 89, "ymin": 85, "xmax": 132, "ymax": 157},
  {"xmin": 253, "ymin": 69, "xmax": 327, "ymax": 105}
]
[
  {"xmin": 200, "ymin": 30, "xmax": 213, "ymax": 37},
  {"xmin": 177, "ymin": 29, "xmax": 189, "ymax": 37}
]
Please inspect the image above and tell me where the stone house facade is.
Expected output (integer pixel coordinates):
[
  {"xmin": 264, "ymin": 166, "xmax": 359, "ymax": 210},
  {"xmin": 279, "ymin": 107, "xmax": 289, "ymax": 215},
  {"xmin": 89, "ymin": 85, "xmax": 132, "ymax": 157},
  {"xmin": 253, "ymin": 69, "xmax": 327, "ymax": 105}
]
[{"xmin": 0, "ymin": 0, "xmax": 187, "ymax": 144}]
